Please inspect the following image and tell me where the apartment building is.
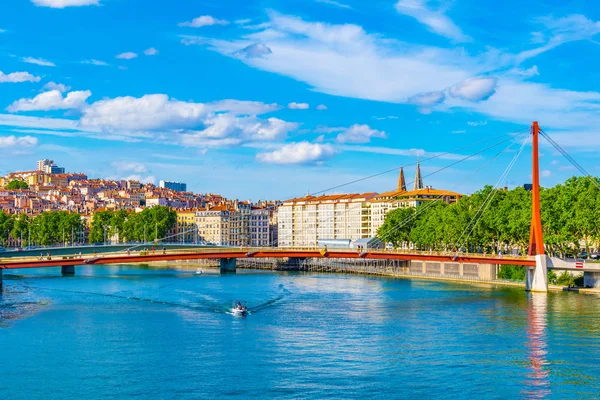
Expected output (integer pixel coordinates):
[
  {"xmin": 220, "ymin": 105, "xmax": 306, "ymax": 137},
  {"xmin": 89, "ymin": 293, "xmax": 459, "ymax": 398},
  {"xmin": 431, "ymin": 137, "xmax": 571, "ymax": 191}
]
[
  {"xmin": 249, "ymin": 207, "xmax": 270, "ymax": 247},
  {"xmin": 277, "ymin": 192, "xmax": 378, "ymax": 247},
  {"xmin": 173, "ymin": 210, "xmax": 197, "ymax": 243},
  {"xmin": 195, "ymin": 206, "xmax": 240, "ymax": 246}
]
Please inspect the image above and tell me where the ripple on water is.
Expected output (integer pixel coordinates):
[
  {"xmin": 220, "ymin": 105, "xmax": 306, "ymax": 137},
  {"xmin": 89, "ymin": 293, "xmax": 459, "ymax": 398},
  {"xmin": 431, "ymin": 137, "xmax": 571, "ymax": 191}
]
[{"xmin": 1, "ymin": 267, "xmax": 600, "ymax": 399}]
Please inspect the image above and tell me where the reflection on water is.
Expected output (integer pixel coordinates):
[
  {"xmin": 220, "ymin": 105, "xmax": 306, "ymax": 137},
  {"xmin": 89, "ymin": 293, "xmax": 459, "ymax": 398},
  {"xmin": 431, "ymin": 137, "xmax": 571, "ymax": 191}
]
[
  {"xmin": 524, "ymin": 293, "xmax": 550, "ymax": 398},
  {"xmin": 1, "ymin": 266, "xmax": 600, "ymax": 399}
]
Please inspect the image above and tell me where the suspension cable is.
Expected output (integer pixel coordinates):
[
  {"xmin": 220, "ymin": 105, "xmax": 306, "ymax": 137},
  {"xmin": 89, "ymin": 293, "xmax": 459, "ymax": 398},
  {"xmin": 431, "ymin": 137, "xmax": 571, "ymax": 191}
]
[
  {"xmin": 376, "ymin": 131, "xmax": 529, "ymax": 243},
  {"xmin": 310, "ymin": 128, "xmax": 529, "ymax": 196},
  {"xmin": 269, "ymin": 129, "xmax": 529, "ymax": 247},
  {"xmin": 454, "ymin": 134, "xmax": 529, "ymax": 251},
  {"xmin": 540, "ymin": 129, "xmax": 600, "ymax": 191}
]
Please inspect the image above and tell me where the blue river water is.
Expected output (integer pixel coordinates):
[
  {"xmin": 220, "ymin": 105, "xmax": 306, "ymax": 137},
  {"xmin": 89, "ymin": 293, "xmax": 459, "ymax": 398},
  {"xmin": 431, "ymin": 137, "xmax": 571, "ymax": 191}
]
[{"xmin": 1, "ymin": 265, "xmax": 599, "ymax": 399}]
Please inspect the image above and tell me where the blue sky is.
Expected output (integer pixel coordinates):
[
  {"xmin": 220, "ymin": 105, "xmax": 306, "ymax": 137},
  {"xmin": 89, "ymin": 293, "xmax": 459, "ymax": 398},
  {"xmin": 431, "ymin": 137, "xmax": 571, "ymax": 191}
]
[{"xmin": 1, "ymin": 0, "xmax": 599, "ymax": 200}]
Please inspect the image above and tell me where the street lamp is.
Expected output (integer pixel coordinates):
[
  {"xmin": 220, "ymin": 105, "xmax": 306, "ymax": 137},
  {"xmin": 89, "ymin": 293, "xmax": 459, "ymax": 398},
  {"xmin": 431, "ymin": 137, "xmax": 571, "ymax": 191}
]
[{"xmin": 103, "ymin": 225, "xmax": 108, "ymax": 245}]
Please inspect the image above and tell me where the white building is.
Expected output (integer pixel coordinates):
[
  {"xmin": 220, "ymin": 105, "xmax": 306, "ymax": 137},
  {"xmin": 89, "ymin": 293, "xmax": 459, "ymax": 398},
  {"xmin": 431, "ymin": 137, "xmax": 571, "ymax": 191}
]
[
  {"xmin": 277, "ymin": 163, "xmax": 463, "ymax": 247},
  {"xmin": 277, "ymin": 192, "xmax": 377, "ymax": 247}
]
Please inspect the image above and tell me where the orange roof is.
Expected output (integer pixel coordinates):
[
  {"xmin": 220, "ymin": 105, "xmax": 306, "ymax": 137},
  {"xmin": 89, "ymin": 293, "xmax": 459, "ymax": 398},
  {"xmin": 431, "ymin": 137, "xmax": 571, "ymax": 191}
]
[
  {"xmin": 395, "ymin": 188, "xmax": 463, "ymax": 198},
  {"xmin": 283, "ymin": 192, "xmax": 378, "ymax": 204}
]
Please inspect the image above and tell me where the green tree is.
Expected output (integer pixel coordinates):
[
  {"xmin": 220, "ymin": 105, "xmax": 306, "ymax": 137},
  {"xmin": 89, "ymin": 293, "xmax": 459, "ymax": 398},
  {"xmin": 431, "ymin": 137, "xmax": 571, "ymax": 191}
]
[
  {"xmin": 5, "ymin": 180, "xmax": 29, "ymax": 190},
  {"xmin": 377, "ymin": 207, "xmax": 416, "ymax": 247},
  {"xmin": 89, "ymin": 210, "xmax": 113, "ymax": 244},
  {"xmin": 10, "ymin": 213, "xmax": 29, "ymax": 246},
  {"xmin": 0, "ymin": 212, "xmax": 15, "ymax": 246}
]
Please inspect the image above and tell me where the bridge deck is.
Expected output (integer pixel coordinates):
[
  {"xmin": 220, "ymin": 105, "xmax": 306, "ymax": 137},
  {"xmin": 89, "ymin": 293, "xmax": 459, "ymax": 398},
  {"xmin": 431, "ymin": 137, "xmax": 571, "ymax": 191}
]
[{"xmin": 0, "ymin": 248, "xmax": 537, "ymax": 269}]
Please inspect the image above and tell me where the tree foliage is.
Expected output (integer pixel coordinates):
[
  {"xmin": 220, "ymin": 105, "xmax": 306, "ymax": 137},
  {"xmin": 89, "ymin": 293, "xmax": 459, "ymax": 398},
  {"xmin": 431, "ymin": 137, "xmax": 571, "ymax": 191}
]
[
  {"xmin": 0, "ymin": 205, "xmax": 177, "ymax": 246},
  {"xmin": 6, "ymin": 180, "xmax": 29, "ymax": 190},
  {"xmin": 89, "ymin": 206, "xmax": 176, "ymax": 243},
  {"xmin": 377, "ymin": 177, "xmax": 600, "ymax": 257},
  {"xmin": 0, "ymin": 211, "xmax": 83, "ymax": 246}
]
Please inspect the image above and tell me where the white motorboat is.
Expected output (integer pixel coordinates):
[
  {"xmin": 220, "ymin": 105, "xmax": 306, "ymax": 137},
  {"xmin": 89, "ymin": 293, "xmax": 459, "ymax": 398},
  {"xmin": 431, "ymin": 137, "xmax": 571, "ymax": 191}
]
[
  {"xmin": 232, "ymin": 300, "xmax": 248, "ymax": 316},
  {"xmin": 195, "ymin": 268, "xmax": 203, "ymax": 275}
]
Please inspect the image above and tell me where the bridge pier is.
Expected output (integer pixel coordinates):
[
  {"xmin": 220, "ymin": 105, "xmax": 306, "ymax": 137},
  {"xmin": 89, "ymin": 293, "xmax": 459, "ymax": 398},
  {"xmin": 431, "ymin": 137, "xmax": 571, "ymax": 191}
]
[
  {"xmin": 61, "ymin": 265, "xmax": 75, "ymax": 276},
  {"xmin": 219, "ymin": 258, "xmax": 237, "ymax": 273},
  {"xmin": 287, "ymin": 257, "xmax": 307, "ymax": 269},
  {"xmin": 526, "ymin": 255, "xmax": 548, "ymax": 292},
  {"xmin": 584, "ymin": 272, "xmax": 600, "ymax": 288}
]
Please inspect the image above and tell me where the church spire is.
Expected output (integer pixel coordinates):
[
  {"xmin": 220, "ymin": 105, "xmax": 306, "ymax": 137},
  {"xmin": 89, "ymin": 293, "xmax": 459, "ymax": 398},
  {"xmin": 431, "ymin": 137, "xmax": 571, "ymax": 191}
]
[
  {"xmin": 414, "ymin": 160, "xmax": 423, "ymax": 190},
  {"xmin": 397, "ymin": 167, "xmax": 406, "ymax": 191}
]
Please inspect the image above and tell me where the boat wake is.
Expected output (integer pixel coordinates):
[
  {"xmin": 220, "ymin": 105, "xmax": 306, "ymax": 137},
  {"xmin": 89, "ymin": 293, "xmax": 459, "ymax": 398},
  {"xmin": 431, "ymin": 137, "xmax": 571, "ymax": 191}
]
[{"xmin": 22, "ymin": 283, "xmax": 291, "ymax": 317}]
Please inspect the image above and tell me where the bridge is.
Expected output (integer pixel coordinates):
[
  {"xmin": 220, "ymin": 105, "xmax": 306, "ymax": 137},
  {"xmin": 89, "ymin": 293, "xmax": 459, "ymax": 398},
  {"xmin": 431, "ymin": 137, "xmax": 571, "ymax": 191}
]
[
  {"xmin": 1, "ymin": 122, "xmax": 599, "ymax": 291},
  {"xmin": 2, "ymin": 246, "xmax": 599, "ymax": 289}
]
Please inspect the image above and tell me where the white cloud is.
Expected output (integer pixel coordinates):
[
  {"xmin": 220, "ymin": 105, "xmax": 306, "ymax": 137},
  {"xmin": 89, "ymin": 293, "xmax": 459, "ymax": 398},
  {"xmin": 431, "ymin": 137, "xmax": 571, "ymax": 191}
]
[
  {"xmin": 43, "ymin": 82, "xmax": 71, "ymax": 92},
  {"xmin": 467, "ymin": 120, "xmax": 487, "ymax": 127},
  {"xmin": 198, "ymin": 11, "xmax": 600, "ymax": 133},
  {"xmin": 0, "ymin": 135, "xmax": 38, "ymax": 147},
  {"xmin": 339, "ymin": 144, "xmax": 472, "ymax": 160},
  {"xmin": 0, "ymin": 29, "xmax": 6, "ymax": 33},
  {"xmin": 409, "ymin": 91, "xmax": 445, "ymax": 106},
  {"xmin": 0, "ymin": 70, "xmax": 41, "ymax": 83},
  {"xmin": 541, "ymin": 169, "xmax": 552, "ymax": 177},
  {"xmin": 257, "ymin": 141, "xmax": 335, "ymax": 164},
  {"xmin": 315, "ymin": 0, "xmax": 351, "ymax": 9},
  {"xmin": 205, "ymin": 99, "xmax": 279, "ymax": 115},
  {"xmin": 31, "ymin": 0, "xmax": 99, "ymax": 7},
  {"xmin": 22, "ymin": 57, "xmax": 55, "ymax": 67},
  {"xmin": 144, "ymin": 47, "xmax": 159, "ymax": 56},
  {"xmin": 113, "ymin": 161, "xmax": 148, "ymax": 173},
  {"xmin": 395, "ymin": 0, "xmax": 470, "ymax": 42},
  {"xmin": 179, "ymin": 15, "xmax": 229, "ymax": 28},
  {"xmin": 373, "ymin": 116, "xmax": 398, "ymax": 120},
  {"xmin": 511, "ymin": 65, "xmax": 539, "ymax": 78},
  {"xmin": 448, "ymin": 77, "xmax": 497, "ymax": 101},
  {"xmin": 0, "ymin": 114, "xmax": 80, "ymax": 130},
  {"xmin": 234, "ymin": 43, "xmax": 273, "ymax": 58},
  {"xmin": 204, "ymin": 12, "xmax": 475, "ymax": 103},
  {"xmin": 81, "ymin": 59, "xmax": 110, "ymax": 66},
  {"xmin": 335, "ymin": 124, "xmax": 387, "ymax": 143},
  {"xmin": 455, "ymin": 79, "xmax": 600, "ymax": 131},
  {"xmin": 181, "ymin": 114, "xmax": 298, "ymax": 146},
  {"xmin": 517, "ymin": 14, "xmax": 600, "ymax": 63},
  {"xmin": 7, "ymin": 90, "xmax": 92, "ymax": 112},
  {"xmin": 451, "ymin": 129, "xmax": 466, "ymax": 133},
  {"xmin": 81, "ymin": 94, "xmax": 206, "ymax": 131},
  {"xmin": 288, "ymin": 102, "xmax": 310, "ymax": 110},
  {"xmin": 80, "ymin": 94, "xmax": 279, "ymax": 132},
  {"xmin": 316, "ymin": 104, "xmax": 327, "ymax": 110},
  {"xmin": 116, "ymin": 52, "xmax": 138, "ymax": 60},
  {"xmin": 123, "ymin": 174, "xmax": 155, "ymax": 184}
]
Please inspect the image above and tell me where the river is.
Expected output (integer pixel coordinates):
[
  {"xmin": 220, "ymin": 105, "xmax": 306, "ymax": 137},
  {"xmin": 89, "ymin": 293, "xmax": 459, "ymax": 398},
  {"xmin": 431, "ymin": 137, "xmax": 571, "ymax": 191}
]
[{"xmin": 1, "ymin": 265, "xmax": 599, "ymax": 399}]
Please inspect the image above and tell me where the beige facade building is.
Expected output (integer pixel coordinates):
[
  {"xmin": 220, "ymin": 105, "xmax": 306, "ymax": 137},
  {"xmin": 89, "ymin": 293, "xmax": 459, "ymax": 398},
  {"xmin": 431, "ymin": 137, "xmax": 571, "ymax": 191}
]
[{"xmin": 194, "ymin": 204, "xmax": 271, "ymax": 247}]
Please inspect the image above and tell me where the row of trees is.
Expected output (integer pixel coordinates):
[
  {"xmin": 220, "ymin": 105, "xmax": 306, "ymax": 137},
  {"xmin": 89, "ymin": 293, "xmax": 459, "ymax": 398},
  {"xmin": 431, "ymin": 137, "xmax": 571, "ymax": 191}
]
[
  {"xmin": 0, "ymin": 211, "xmax": 84, "ymax": 247},
  {"xmin": 88, "ymin": 207, "xmax": 177, "ymax": 244},
  {"xmin": 377, "ymin": 177, "xmax": 600, "ymax": 257},
  {"xmin": 0, "ymin": 206, "xmax": 177, "ymax": 247}
]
